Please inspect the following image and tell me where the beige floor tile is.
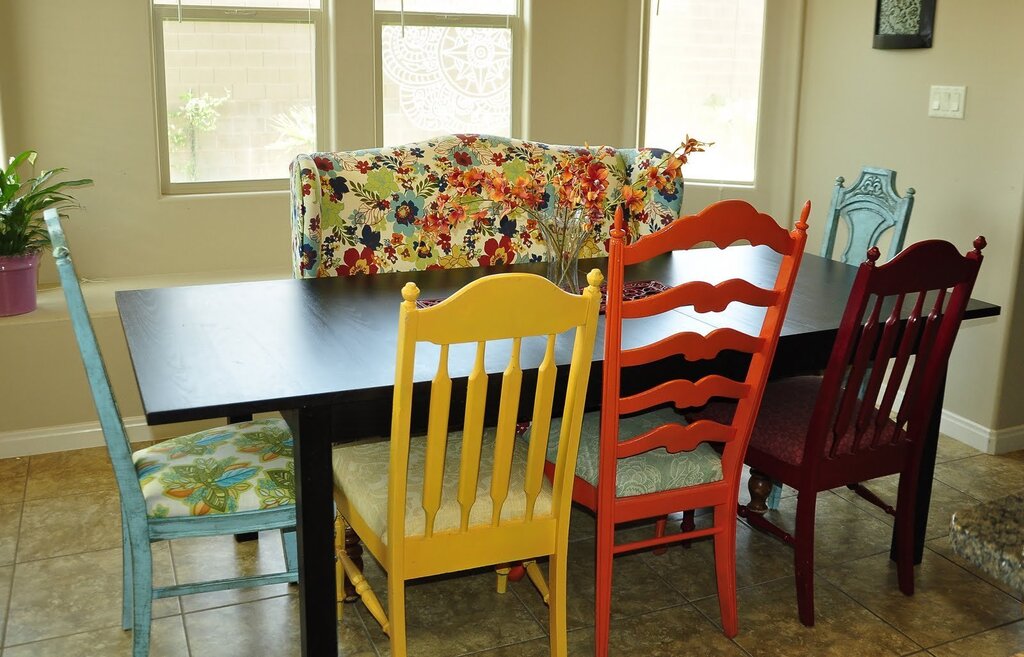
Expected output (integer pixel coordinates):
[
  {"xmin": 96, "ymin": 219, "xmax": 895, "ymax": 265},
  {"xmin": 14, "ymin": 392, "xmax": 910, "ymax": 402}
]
[
  {"xmin": 0, "ymin": 565, "xmax": 12, "ymax": 646},
  {"xmin": 5, "ymin": 545, "xmax": 179, "ymax": 646},
  {"xmin": 933, "ymin": 454, "xmax": 1024, "ymax": 502},
  {"xmin": 17, "ymin": 491, "xmax": 122, "ymax": 562},
  {"xmin": 634, "ymin": 511, "xmax": 795, "ymax": 603},
  {"xmin": 935, "ymin": 435, "xmax": 982, "ymax": 464},
  {"xmin": 185, "ymin": 590, "xmax": 380, "ymax": 657},
  {"xmin": 509, "ymin": 534, "xmax": 689, "ymax": 632},
  {"xmin": 351, "ymin": 555, "xmax": 547, "ymax": 656},
  {"xmin": 929, "ymin": 620, "xmax": 1024, "ymax": 657},
  {"xmin": 476, "ymin": 605, "xmax": 748, "ymax": 657},
  {"xmin": 170, "ymin": 531, "xmax": 293, "ymax": 612},
  {"xmin": 0, "ymin": 457, "xmax": 29, "ymax": 503},
  {"xmin": 24, "ymin": 446, "xmax": 116, "ymax": 501},
  {"xmin": 754, "ymin": 490, "xmax": 897, "ymax": 567},
  {"xmin": 0, "ymin": 504, "xmax": 21, "ymax": 566},
  {"xmin": 832, "ymin": 476, "xmax": 982, "ymax": 541},
  {"xmin": 2, "ymin": 616, "xmax": 188, "ymax": 657},
  {"xmin": 925, "ymin": 536, "xmax": 1024, "ymax": 601},
  {"xmin": 693, "ymin": 576, "xmax": 922, "ymax": 657},
  {"xmin": 819, "ymin": 549, "xmax": 1023, "ymax": 648}
]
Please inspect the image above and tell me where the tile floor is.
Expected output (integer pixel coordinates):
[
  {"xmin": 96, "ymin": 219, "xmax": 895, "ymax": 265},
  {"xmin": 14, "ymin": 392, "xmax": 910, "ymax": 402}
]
[{"xmin": 0, "ymin": 436, "xmax": 1021, "ymax": 656}]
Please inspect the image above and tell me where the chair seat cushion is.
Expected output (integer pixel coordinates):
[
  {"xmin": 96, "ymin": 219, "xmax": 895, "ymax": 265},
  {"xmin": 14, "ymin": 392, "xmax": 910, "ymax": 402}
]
[
  {"xmin": 539, "ymin": 407, "xmax": 723, "ymax": 498},
  {"xmin": 132, "ymin": 418, "xmax": 294, "ymax": 519},
  {"xmin": 692, "ymin": 375, "xmax": 899, "ymax": 466},
  {"xmin": 332, "ymin": 429, "xmax": 552, "ymax": 544}
]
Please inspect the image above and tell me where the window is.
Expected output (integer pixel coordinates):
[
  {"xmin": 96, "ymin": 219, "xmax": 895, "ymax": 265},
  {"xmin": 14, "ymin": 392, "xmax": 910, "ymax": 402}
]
[
  {"xmin": 640, "ymin": 0, "xmax": 765, "ymax": 185},
  {"xmin": 373, "ymin": 0, "xmax": 520, "ymax": 147},
  {"xmin": 152, "ymin": 0, "xmax": 323, "ymax": 193}
]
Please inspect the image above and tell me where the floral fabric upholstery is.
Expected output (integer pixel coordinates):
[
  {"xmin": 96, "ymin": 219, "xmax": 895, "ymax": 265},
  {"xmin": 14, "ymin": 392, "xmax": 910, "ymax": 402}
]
[
  {"xmin": 691, "ymin": 375, "xmax": 900, "ymax": 466},
  {"xmin": 533, "ymin": 407, "xmax": 723, "ymax": 498},
  {"xmin": 132, "ymin": 419, "xmax": 294, "ymax": 519},
  {"xmin": 332, "ymin": 428, "xmax": 552, "ymax": 544},
  {"xmin": 290, "ymin": 134, "xmax": 684, "ymax": 278}
]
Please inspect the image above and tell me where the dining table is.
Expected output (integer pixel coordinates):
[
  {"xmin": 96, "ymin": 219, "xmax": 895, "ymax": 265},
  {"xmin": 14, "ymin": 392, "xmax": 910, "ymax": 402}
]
[{"xmin": 115, "ymin": 245, "xmax": 1000, "ymax": 657}]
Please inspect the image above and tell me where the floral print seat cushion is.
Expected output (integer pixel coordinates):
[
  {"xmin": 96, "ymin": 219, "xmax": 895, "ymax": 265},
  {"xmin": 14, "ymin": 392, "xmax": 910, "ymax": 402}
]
[
  {"xmin": 534, "ymin": 407, "xmax": 723, "ymax": 498},
  {"xmin": 132, "ymin": 418, "xmax": 294, "ymax": 519},
  {"xmin": 332, "ymin": 428, "xmax": 553, "ymax": 543},
  {"xmin": 290, "ymin": 134, "xmax": 685, "ymax": 278}
]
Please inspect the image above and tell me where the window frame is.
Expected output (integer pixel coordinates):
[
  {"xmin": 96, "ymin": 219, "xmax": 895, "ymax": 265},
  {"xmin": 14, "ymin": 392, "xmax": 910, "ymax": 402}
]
[
  {"xmin": 150, "ymin": 3, "xmax": 326, "ymax": 195},
  {"xmin": 372, "ymin": 2, "xmax": 523, "ymax": 147},
  {"xmin": 636, "ymin": 0, "xmax": 767, "ymax": 187}
]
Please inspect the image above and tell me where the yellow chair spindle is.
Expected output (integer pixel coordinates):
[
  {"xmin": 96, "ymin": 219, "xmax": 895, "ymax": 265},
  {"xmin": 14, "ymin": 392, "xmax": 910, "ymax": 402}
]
[
  {"xmin": 422, "ymin": 344, "xmax": 452, "ymax": 537},
  {"xmin": 489, "ymin": 337, "xmax": 523, "ymax": 526},
  {"xmin": 458, "ymin": 341, "xmax": 488, "ymax": 531},
  {"xmin": 523, "ymin": 335, "xmax": 558, "ymax": 521}
]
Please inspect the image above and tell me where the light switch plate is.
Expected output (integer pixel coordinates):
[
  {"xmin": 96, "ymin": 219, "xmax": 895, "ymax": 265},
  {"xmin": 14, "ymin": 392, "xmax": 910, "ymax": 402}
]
[{"xmin": 929, "ymin": 85, "xmax": 966, "ymax": 119}]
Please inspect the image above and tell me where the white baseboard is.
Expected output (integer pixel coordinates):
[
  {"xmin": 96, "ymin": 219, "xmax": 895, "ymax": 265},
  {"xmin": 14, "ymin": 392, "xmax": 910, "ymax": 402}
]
[
  {"xmin": 0, "ymin": 417, "xmax": 160, "ymax": 459},
  {"xmin": 890, "ymin": 390, "xmax": 1024, "ymax": 455}
]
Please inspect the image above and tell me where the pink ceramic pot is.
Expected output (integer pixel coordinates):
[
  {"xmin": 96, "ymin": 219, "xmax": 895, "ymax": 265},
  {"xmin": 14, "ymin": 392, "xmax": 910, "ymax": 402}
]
[{"xmin": 0, "ymin": 252, "xmax": 42, "ymax": 317}]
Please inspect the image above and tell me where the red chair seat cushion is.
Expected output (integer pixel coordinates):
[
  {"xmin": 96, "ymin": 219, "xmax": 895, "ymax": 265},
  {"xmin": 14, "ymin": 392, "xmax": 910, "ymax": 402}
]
[{"xmin": 693, "ymin": 375, "xmax": 899, "ymax": 466}]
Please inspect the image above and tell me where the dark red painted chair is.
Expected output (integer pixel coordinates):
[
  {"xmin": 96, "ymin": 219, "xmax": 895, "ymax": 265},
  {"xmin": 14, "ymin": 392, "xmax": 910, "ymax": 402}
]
[
  {"xmin": 555, "ymin": 200, "xmax": 808, "ymax": 655},
  {"xmin": 704, "ymin": 237, "xmax": 986, "ymax": 626}
]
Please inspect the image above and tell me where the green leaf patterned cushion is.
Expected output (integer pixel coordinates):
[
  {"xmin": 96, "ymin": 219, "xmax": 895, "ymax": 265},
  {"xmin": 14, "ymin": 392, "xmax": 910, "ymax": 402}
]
[
  {"xmin": 332, "ymin": 428, "xmax": 553, "ymax": 544},
  {"xmin": 132, "ymin": 419, "xmax": 294, "ymax": 519},
  {"xmin": 537, "ymin": 408, "xmax": 723, "ymax": 498}
]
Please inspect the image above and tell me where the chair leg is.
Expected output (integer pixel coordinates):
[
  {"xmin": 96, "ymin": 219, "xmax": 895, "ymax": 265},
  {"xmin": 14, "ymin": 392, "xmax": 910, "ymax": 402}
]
[
  {"xmin": 121, "ymin": 509, "xmax": 133, "ymax": 631},
  {"xmin": 712, "ymin": 504, "xmax": 739, "ymax": 638},
  {"xmin": 129, "ymin": 543, "xmax": 154, "ymax": 657},
  {"xmin": 282, "ymin": 528, "xmax": 298, "ymax": 575},
  {"xmin": 652, "ymin": 517, "xmax": 668, "ymax": 555},
  {"xmin": 338, "ymin": 551, "xmax": 389, "ymax": 634},
  {"xmin": 680, "ymin": 509, "xmax": 696, "ymax": 549},
  {"xmin": 894, "ymin": 472, "xmax": 917, "ymax": 595},
  {"xmin": 343, "ymin": 522, "xmax": 363, "ymax": 602},
  {"xmin": 793, "ymin": 492, "xmax": 818, "ymax": 627},
  {"xmin": 496, "ymin": 564, "xmax": 511, "ymax": 594},
  {"xmin": 334, "ymin": 515, "xmax": 347, "ymax": 620},
  {"xmin": 387, "ymin": 572, "xmax": 408, "ymax": 657},
  {"xmin": 523, "ymin": 560, "xmax": 551, "ymax": 604},
  {"xmin": 548, "ymin": 551, "xmax": 569, "ymax": 657},
  {"xmin": 594, "ymin": 514, "xmax": 615, "ymax": 657},
  {"xmin": 747, "ymin": 469, "xmax": 774, "ymax": 514}
]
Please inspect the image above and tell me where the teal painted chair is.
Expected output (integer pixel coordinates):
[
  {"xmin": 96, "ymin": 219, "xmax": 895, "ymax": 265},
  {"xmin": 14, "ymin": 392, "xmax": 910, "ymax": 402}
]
[
  {"xmin": 44, "ymin": 209, "xmax": 298, "ymax": 657},
  {"xmin": 821, "ymin": 166, "xmax": 915, "ymax": 265},
  {"xmin": 764, "ymin": 167, "xmax": 916, "ymax": 511}
]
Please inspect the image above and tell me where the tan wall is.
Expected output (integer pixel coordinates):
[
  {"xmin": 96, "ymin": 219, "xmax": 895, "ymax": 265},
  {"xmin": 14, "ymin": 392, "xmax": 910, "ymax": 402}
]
[{"xmin": 794, "ymin": 0, "xmax": 1024, "ymax": 430}]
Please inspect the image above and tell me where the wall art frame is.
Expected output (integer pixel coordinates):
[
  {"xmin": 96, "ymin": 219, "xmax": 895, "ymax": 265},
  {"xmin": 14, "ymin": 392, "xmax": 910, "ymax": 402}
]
[{"xmin": 873, "ymin": 0, "xmax": 936, "ymax": 50}]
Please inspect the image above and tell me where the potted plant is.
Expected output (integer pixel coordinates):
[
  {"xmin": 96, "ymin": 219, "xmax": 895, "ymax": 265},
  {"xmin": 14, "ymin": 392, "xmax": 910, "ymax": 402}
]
[{"xmin": 0, "ymin": 150, "xmax": 92, "ymax": 316}]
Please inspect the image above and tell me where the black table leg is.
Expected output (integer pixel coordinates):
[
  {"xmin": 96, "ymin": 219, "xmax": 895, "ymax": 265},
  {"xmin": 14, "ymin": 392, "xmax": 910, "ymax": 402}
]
[
  {"xmin": 891, "ymin": 369, "xmax": 946, "ymax": 565},
  {"xmin": 284, "ymin": 406, "xmax": 337, "ymax": 657}
]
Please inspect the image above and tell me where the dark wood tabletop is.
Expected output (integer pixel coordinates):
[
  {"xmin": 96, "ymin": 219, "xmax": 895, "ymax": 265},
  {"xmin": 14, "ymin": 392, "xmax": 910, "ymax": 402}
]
[{"xmin": 116, "ymin": 246, "xmax": 999, "ymax": 657}]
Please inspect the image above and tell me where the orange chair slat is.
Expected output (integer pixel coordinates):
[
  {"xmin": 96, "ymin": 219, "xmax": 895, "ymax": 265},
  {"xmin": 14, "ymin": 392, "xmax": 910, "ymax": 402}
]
[
  {"xmin": 618, "ymin": 375, "xmax": 750, "ymax": 416},
  {"xmin": 621, "ymin": 279, "xmax": 780, "ymax": 319},
  {"xmin": 616, "ymin": 419, "xmax": 737, "ymax": 459},
  {"xmin": 621, "ymin": 328, "xmax": 764, "ymax": 367},
  {"xmin": 622, "ymin": 199, "xmax": 798, "ymax": 266}
]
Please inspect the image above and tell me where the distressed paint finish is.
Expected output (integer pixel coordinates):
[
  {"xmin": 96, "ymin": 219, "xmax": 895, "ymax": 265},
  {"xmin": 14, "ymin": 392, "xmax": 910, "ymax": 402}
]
[
  {"xmin": 821, "ymin": 167, "xmax": 915, "ymax": 265},
  {"xmin": 43, "ymin": 209, "xmax": 298, "ymax": 657}
]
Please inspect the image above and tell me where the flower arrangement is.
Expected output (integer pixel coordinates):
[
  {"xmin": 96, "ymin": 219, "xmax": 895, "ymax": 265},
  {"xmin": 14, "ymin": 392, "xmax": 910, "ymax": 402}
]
[{"xmin": 444, "ymin": 136, "xmax": 710, "ymax": 290}]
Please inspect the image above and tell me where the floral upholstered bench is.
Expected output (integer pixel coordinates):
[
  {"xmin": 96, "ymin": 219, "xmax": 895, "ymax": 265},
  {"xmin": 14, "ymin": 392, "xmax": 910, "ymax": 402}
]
[{"xmin": 289, "ymin": 134, "xmax": 688, "ymax": 278}]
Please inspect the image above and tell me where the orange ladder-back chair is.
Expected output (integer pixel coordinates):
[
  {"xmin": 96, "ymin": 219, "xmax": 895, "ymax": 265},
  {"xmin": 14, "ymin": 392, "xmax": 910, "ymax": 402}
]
[
  {"xmin": 332, "ymin": 270, "xmax": 604, "ymax": 657},
  {"xmin": 575, "ymin": 201, "xmax": 809, "ymax": 653},
  {"xmin": 725, "ymin": 238, "xmax": 986, "ymax": 626}
]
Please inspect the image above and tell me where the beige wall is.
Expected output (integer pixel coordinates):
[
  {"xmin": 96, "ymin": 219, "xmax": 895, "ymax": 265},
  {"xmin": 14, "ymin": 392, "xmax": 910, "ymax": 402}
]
[
  {"xmin": 794, "ymin": 0, "xmax": 1024, "ymax": 430},
  {"xmin": 2, "ymin": 0, "xmax": 1021, "ymax": 442}
]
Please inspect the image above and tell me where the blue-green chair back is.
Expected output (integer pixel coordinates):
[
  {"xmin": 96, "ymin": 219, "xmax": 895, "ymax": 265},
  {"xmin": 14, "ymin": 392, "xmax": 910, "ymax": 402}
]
[
  {"xmin": 821, "ymin": 167, "xmax": 915, "ymax": 264},
  {"xmin": 44, "ymin": 209, "xmax": 298, "ymax": 657}
]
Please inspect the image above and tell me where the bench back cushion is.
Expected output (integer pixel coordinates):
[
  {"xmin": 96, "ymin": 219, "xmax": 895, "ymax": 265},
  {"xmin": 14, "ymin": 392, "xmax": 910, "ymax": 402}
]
[{"xmin": 290, "ymin": 134, "xmax": 684, "ymax": 277}]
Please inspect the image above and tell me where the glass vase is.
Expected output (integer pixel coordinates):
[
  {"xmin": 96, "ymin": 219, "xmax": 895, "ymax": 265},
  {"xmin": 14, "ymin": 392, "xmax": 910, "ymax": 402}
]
[{"xmin": 537, "ymin": 206, "xmax": 590, "ymax": 294}]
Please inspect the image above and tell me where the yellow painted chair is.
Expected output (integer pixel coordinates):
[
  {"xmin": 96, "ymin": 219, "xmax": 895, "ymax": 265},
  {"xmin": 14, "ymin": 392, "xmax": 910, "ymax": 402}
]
[{"xmin": 332, "ymin": 270, "xmax": 604, "ymax": 657}]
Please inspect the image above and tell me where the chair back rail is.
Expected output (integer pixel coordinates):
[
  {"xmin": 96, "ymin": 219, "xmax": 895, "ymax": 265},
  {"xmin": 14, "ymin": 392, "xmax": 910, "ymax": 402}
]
[
  {"xmin": 389, "ymin": 271, "xmax": 603, "ymax": 546},
  {"xmin": 602, "ymin": 200, "xmax": 810, "ymax": 491},
  {"xmin": 805, "ymin": 239, "xmax": 985, "ymax": 468},
  {"xmin": 821, "ymin": 166, "xmax": 915, "ymax": 264}
]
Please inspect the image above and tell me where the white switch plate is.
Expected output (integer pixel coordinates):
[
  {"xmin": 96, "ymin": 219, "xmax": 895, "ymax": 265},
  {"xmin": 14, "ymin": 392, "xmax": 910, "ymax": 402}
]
[{"xmin": 929, "ymin": 85, "xmax": 966, "ymax": 119}]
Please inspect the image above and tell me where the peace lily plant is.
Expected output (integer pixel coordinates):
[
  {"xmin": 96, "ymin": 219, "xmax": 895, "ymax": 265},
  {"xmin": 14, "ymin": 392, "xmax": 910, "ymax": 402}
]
[{"xmin": 0, "ymin": 150, "xmax": 92, "ymax": 316}]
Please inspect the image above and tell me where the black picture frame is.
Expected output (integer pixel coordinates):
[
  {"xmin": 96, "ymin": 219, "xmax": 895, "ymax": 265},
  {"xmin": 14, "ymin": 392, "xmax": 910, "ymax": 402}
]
[{"xmin": 873, "ymin": 0, "xmax": 936, "ymax": 49}]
